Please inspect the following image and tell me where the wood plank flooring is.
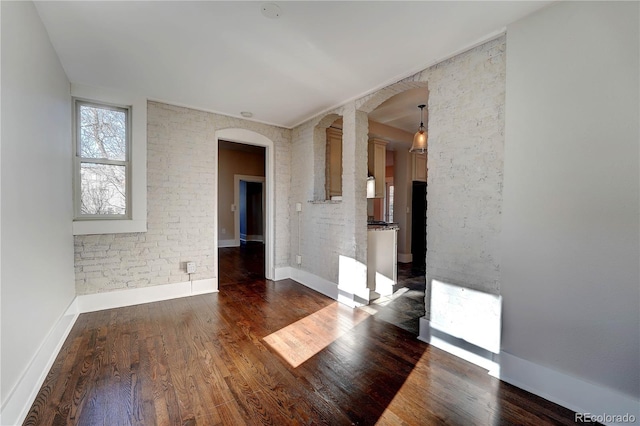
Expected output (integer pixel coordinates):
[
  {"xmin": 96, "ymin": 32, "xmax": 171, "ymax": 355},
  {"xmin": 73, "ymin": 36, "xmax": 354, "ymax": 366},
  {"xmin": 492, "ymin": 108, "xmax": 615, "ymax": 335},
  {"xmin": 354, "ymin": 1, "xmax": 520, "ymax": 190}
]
[
  {"xmin": 25, "ymin": 259, "xmax": 583, "ymax": 425},
  {"xmin": 218, "ymin": 242, "xmax": 265, "ymax": 286}
]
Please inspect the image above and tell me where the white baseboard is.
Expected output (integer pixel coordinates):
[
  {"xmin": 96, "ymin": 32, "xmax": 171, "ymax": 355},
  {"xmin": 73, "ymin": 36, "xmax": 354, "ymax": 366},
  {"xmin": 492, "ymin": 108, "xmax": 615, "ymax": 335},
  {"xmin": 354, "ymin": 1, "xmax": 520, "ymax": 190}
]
[
  {"xmin": 289, "ymin": 267, "xmax": 338, "ymax": 301},
  {"xmin": 418, "ymin": 317, "xmax": 499, "ymax": 374},
  {"xmin": 498, "ymin": 352, "xmax": 640, "ymax": 425},
  {"xmin": 77, "ymin": 278, "xmax": 218, "ymax": 313},
  {"xmin": 1, "ymin": 302, "xmax": 79, "ymax": 426},
  {"xmin": 274, "ymin": 266, "xmax": 292, "ymax": 281},
  {"xmin": 278, "ymin": 265, "xmax": 367, "ymax": 309},
  {"xmin": 218, "ymin": 239, "xmax": 238, "ymax": 248},
  {"xmin": 245, "ymin": 234, "xmax": 264, "ymax": 242},
  {"xmin": 398, "ymin": 253, "xmax": 413, "ymax": 263},
  {"xmin": 1, "ymin": 278, "xmax": 219, "ymax": 426},
  {"xmin": 419, "ymin": 319, "xmax": 640, "ymax": 425},
  {"xmin": 191, "ymin": 278, "xmax": 217, "ymax": 295}
]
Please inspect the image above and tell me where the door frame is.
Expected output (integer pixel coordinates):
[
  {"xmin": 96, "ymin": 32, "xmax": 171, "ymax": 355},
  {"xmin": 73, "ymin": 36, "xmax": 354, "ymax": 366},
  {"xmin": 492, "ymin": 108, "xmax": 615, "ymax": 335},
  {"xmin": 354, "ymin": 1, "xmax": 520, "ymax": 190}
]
[{"xmin": 215, "ymin": 128, "xmax": 275, "ymax": 282}]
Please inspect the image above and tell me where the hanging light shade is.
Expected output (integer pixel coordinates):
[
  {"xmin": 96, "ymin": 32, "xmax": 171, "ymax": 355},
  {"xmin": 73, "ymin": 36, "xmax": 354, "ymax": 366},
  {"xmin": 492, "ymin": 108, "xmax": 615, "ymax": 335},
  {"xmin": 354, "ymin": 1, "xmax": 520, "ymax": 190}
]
[{"xmin": 409, "ymin": 104, "xmax": 428, "ymax": 153}]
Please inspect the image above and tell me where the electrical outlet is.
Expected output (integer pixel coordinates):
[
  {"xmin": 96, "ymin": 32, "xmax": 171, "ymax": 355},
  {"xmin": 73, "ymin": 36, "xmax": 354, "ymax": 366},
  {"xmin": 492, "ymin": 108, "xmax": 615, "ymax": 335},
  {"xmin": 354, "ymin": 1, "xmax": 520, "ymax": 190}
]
[
  {"xmin": 296, "ymin": 255, "xmax": 302, "ymax": 265},
  {"xmin": 186, "ymin": 261, "xmax": 196, "ymax": 274},
  {"xmin": 296, "ymin": 202, "xmax": 302, "ymax": 212}
]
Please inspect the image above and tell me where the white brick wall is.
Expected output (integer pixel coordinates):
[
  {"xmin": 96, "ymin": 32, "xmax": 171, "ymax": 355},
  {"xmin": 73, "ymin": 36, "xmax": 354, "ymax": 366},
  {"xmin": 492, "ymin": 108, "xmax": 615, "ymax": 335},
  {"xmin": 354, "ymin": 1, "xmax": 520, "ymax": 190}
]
[
  {"xmin": 290, "ymin": 107, "xmax": 348, "ymax": 283},
  {"xmin": 289, "ymin": 103, "xmax": 368, "ymax": 291},
  {"xmin": 292, "ymin": 37, "xmax": 505, "ymax": 311},
  {"xmin": 75, "ymin": 101, "xmax": 291, "ymax": 295},
  {"xmin": 424, "ymin": 37, "xmax": 505, "ymax": 307}
]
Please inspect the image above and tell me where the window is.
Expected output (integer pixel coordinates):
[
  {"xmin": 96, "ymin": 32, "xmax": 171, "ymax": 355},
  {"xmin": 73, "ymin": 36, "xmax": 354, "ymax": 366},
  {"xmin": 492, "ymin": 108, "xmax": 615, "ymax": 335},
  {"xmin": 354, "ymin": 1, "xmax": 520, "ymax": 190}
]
[
  {"xmin": 74, "ymin": 99, "xmax": 130, "ymax": 219},
  {"xmin": 386, "ymin": 183, "xmax": 394, "ymax": 223},
  {"xmin": 70, "ymin": 84, "xmax": 146, "ymax": 235}
]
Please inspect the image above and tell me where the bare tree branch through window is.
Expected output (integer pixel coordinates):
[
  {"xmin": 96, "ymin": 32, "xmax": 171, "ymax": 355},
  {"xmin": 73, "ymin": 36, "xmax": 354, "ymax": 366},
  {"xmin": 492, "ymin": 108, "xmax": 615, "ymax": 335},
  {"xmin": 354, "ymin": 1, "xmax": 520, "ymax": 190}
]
[{"xmin": 76, "ymin": 102, "xmax": 129, "ymax": 216}]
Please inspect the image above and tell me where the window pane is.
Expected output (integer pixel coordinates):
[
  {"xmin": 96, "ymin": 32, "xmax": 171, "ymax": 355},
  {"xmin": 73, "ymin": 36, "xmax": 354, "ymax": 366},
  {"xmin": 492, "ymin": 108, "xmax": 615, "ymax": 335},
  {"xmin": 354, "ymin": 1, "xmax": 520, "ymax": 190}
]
[
  {"xmin": 79, "ymin": 104, "xmax": 127, "ymax": 160},
  {"xmin": 80, "ymin": 163, "xmax": 126, "ymax": 215}
]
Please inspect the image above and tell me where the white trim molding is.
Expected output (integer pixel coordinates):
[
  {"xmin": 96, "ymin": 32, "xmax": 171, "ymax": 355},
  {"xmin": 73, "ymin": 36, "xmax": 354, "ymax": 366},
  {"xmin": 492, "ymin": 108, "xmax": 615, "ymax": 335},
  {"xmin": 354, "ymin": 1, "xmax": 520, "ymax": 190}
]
[
  {"xmin": 397, "ymin": 253, "xmax": 413, "ymax": 263},
  {"xmin": 71, "ymin": 84, "xmax": 147, "ymax": 235},
  {"xmin": 274, "ymin": 266, "xmax": 292, "ymax": 281},
  {"xmin": 498, "ymin": 352, "xmax": 640, "ymax": 425},
  {"xmin": 76, "ymin": 278, "xmax": 217, "ymax": 313},
  {"xmin": 0, "ymin": 278, "xmax": 218, "ymax": 425},
  {"xmin": 286, "ymin": 267, "xmax": 368, "ymax": 310},
  {"xmin": 418, "ymin": 317, "xmax": 499, "ymax": 374},
  {"xmin": 417, "ymin": 316, "xmax": 640, "ymax": 425},
  {"xmin": 0, "ymin": 305, "xmax": 79, "ymax": 426},
  {"xmin": 218, "ymin": 239, "xmax": 238, "ymax": 248},
  {"xmin": 289, "ymin": 267, "xmax": 338, "ymax": 301}
]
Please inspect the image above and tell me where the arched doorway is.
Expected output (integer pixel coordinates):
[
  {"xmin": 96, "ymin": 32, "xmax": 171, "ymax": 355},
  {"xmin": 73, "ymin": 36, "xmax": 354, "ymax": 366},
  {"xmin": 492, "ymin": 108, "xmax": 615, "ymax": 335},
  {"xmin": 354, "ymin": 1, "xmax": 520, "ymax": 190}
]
[{"xmin": 356, "ymin": 81, "xmax": 430, "ymax": 334}]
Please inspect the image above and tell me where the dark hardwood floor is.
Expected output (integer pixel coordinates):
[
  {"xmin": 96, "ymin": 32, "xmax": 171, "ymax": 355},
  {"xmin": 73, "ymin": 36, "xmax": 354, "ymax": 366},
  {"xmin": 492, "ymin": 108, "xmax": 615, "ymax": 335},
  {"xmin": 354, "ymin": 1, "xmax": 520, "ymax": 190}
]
[
  {"xmin": 218, "ymin": 242, "xmax": 265, "ymax": 286},
  {"xmin": 25, "ymin": 252, "xmax": 582, "ymax": 425}
]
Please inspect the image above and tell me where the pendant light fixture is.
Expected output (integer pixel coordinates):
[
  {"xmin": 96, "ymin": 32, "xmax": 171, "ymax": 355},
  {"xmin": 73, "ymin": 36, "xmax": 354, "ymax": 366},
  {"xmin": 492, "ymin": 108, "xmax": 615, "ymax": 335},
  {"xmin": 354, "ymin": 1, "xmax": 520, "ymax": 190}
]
[{"xmin": 409, "ymin": 104, "xmax": 427, "ymax": 153}]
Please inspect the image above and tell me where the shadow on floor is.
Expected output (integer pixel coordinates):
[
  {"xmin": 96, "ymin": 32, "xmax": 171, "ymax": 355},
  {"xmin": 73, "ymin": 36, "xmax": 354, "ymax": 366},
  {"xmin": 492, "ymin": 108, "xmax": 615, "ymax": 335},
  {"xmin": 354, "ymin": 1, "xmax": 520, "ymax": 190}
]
[{"xmin": 360, "ymin": 262, "xmax": 426, "ymax": 335}]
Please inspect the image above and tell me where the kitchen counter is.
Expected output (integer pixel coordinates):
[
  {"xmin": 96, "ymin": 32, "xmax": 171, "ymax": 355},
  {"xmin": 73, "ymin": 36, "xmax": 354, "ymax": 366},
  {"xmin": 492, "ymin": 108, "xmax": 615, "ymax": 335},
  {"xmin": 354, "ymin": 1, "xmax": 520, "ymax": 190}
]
[
  {"xmin": 367, "ymin": 224, "xmax": 398, "ymax": 297},
  {"xmin": 367, "ymin": 222, "xmax": 399, "ymax": 231}
]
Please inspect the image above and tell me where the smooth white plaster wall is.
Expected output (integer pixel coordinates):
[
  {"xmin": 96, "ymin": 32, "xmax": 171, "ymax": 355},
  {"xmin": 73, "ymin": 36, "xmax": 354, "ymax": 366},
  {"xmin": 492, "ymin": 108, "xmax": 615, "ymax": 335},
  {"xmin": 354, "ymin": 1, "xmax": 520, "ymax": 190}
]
[
  {"xmin": 502, "ymin": 1, "xmax": 639, "ymax": 399},
  {"xmin": 1, "ymin": 0, "xmax": 76, "ymax": 402}
]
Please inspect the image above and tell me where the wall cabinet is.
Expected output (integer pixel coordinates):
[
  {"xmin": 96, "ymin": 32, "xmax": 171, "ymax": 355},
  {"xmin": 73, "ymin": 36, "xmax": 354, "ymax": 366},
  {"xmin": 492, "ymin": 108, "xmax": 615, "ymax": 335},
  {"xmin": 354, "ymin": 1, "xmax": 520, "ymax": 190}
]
[
  {"xmin": 412, "ymin": 152, "xmax": 427, "ymax": 182},
  {"xmin": 326, "ymin": 127, "xmax": 342, "ymax": 199},
  {"xmin": 368, "ymin": 138, "xmax": 387, "ymax": 198}
]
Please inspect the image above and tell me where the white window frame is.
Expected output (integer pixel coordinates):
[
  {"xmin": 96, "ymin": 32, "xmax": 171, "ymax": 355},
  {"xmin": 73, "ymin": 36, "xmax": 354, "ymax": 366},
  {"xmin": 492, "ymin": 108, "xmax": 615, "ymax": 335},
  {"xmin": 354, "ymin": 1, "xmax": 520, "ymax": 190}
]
[
  {"xmin": 73, "ymin": 98, "xmax": 131, "ymax": 220},
  {"xmin": 71, "ymin": 84, "xmax": 147, "ymax": 235}
]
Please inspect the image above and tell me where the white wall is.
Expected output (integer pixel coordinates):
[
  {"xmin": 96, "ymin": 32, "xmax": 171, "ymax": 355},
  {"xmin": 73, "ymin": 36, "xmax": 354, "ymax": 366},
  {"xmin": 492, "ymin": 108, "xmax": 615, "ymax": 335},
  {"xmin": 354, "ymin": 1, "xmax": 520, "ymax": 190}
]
[
  {"xmin": 1, "ymin": 0, "xmax": 75, "ymax": 406},
  {"xmin": 502, "ymin": 0, "xmax": 639, "ymax": 406}
]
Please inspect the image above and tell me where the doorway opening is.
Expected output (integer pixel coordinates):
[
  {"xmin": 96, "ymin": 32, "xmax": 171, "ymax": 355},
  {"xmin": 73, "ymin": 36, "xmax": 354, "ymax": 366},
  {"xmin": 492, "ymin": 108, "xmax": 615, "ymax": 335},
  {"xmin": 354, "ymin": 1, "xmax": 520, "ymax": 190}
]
[
  {"xmin": 220, "ymin": 174, "xmax": 266, "ymax": 285},
  {"xmin": 215, "ymin": 129, "xmax": 274, "ymax": 287},
  {"xmin": 361, "ymin": 82, "xmax": 429, "ymax": 334}
]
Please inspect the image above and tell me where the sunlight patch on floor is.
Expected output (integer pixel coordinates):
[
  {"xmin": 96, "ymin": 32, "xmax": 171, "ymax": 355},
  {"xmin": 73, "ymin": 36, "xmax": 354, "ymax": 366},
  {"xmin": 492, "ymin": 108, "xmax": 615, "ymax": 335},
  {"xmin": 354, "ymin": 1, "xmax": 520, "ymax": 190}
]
[{"xmin": 263, "ymin": 302, "xmax": 372, "ymax": 368}]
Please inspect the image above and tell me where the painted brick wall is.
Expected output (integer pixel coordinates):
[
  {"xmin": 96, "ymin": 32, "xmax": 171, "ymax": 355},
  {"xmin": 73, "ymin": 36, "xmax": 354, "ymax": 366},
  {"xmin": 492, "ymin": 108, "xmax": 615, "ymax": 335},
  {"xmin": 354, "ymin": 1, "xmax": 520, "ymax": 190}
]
[
  {"xmin": 75, "ymin": 101, "xmax": 291, "ymax": 295},
  {"xmin": 423, "ymin": 36, "xmax": 505, "ymax": 307},
  {"xmin": 293, "ymin": 35, "xmax": 501, "ymax": 316},
  {"xmin": 289, "ymin": 102, "xmax": 371, "ymax": 286},
  {"xmin": 290, "ymin": 106, "xmax": 348, "ymax": 283},
  {"xmin": 290, "ymin": 37, "xmax": 505, "ymax": 299}
]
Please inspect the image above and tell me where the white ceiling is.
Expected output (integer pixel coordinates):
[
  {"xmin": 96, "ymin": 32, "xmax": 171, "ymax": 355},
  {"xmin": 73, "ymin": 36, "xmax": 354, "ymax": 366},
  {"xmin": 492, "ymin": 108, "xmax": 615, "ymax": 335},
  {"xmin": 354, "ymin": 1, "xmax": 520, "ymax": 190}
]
[{"xmin": 35, "ymin": 1, "xmax": 550, "ymax": 130}]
